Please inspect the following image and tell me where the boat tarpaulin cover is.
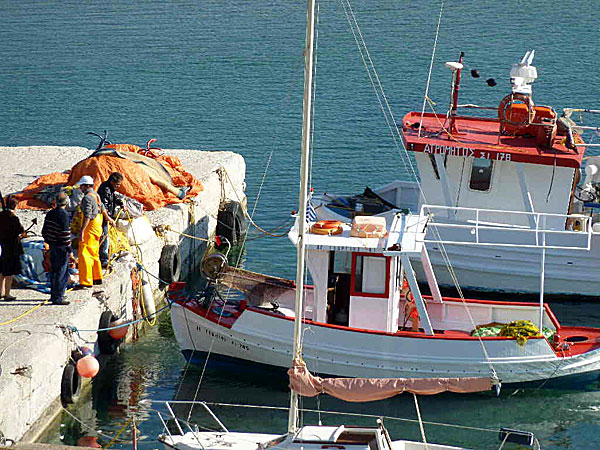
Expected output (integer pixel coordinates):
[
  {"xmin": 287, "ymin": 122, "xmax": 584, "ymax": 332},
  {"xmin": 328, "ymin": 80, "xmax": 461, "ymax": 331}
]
[
  {"xmin": 16, "ymin": 144, "xmax": 202, "ymax": 211},
  {"xmin": 288, "ymin": 358, "xmax": 492, "ymax": 401}
]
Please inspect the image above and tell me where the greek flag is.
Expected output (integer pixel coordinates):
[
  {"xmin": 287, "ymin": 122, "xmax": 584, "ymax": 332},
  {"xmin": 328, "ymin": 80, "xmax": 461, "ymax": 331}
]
[{"xmin": 306, "ymin": 195, "xmax": 317, "ymax": 223}]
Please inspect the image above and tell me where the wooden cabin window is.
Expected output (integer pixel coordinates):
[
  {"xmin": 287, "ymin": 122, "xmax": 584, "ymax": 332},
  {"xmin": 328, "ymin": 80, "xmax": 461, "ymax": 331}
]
[
  {"xmin": 351, "ymin": 253, "xmax": 389, "ymax": 298},
  {"xmin": 469, "ymin": 158, "xmax": 493, "ymax": 191}
]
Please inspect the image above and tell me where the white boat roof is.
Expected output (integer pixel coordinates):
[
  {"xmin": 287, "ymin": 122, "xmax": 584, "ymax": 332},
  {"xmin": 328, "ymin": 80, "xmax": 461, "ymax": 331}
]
[
  {"xmin": 288, "ymin": 214, "xmax": 426, "ymax": 256},
  {"xmin": 295, "ymin": 425, "xmax": 346, "ymax": 441}
]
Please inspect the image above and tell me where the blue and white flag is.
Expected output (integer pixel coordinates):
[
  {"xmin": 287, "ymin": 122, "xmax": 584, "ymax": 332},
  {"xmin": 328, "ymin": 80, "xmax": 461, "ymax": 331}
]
[{"xmin": 306, "ymin": 195, "xmax": 317, "ymax": 223}]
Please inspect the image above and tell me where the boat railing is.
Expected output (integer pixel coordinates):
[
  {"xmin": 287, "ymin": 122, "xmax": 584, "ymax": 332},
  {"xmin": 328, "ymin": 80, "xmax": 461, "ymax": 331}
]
[
  {"xmin": 418, "ymin": 204, "xmax": 592, "ymax": 250},
  {"xmin": 145, "ymin": 400, "xmax": 229, "ymax": 440}
]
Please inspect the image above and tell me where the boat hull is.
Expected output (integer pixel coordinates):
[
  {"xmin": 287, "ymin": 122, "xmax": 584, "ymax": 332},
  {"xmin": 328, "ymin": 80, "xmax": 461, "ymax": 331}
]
[{"xmin": 171, "ymin": 303, "xmax": 600, "ymax": 388}]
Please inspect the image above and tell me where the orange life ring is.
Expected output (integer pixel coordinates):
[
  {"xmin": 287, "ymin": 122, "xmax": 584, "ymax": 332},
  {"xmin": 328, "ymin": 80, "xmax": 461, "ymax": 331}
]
[
  {"xmin": 498, "ymin": 93, "xmax": 535, "ymax": 135},
  {"xmin": 310, "ymin": 220, "xmax": 343, "ymax": 235}
]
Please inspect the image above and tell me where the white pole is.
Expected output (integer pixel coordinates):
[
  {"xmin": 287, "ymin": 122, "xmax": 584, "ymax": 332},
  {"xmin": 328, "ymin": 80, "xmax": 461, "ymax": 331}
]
[
  {"xmin": 288, "ymin": 0, "xmax": 316, "ymax": 435},
  {"xmin": 538, "ymin": 216, "xmax": 546, "ymax": 331}
]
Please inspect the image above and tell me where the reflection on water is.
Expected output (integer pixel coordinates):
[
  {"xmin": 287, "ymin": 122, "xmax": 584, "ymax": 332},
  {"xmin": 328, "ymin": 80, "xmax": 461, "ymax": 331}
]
[{"xmin": 39, "ymin": 308, "xmax": 600, "ymax": 450}]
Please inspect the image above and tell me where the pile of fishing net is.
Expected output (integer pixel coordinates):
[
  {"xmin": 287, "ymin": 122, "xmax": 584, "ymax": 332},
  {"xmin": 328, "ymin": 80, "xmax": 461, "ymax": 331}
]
[
  {"xmin": 471, "ymin": 320, "xmax": 555, "ymax": 346},
  {"xmin": 15, "ymin": 143, "xmax": 202, "ymax": 211}
]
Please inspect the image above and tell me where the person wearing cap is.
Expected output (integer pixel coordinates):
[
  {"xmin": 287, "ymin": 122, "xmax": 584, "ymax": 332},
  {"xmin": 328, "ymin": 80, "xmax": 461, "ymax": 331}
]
[
  {"xmin": 42, "ymin": 192, "xmax": 72, "ymax": 305},
  {"xmin": 0, "ymin": 195, "xmax": 24, "ymax": 301},
  {"xmin": 76, "ymin": 175, "xmax": 116, "ymax": 288}
]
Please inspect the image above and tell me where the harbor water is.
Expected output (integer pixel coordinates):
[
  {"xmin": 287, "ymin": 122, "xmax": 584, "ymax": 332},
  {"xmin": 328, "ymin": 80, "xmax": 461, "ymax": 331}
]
[{"xmin": 1, "ymin": 1, "xmax": 599, "ymax": 448}]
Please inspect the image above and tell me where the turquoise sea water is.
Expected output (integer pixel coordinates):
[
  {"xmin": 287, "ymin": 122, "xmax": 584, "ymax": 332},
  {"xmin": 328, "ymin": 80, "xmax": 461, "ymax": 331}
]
[{"xmin": 2, "ymin": 1, "xmax": 600, "ymax": 448}]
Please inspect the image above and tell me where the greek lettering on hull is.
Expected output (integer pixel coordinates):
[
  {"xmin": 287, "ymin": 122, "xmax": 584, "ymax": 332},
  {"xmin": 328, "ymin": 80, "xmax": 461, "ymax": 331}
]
[{"xmin": 423, "ymin": 143, "xmax": 511, "ymax": 161}]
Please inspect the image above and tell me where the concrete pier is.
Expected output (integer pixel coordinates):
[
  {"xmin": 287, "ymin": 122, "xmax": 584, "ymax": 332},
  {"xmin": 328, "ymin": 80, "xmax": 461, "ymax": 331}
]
[{"xmin": 0, "ymin": 146, "xmax": 246, "ymax": 443}]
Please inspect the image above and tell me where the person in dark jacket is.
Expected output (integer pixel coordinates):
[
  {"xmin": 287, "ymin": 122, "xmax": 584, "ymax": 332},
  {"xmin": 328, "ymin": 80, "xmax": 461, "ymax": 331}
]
[
  {"xmin": 42, "ymin": 192, "xmax": 72, "ymax": 305},
  {"xmin": 0, "ymin": 195, "xmax": 24, "ymax": 301},
  {"xmin": 97, "ymin": 172, "xmax": 123, "ymax": 268}
]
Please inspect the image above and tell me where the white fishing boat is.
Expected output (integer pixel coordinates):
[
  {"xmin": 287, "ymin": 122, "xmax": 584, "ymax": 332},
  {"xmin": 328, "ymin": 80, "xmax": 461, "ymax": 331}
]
[
  {"xmin": 154, "ymin": 2, "xmax": 538, "ymax": 449},
  {"xmin": 314, "ymin": 51, "xmax": 600, "ymax": 297}
]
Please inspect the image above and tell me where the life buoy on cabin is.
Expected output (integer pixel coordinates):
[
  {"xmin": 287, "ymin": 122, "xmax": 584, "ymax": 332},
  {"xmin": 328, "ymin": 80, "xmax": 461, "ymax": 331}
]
[
  {"xmin": 97, "ymin": 311, "xmax": 121, "ymax": 355},
  {"xmin": 498, "ymin": 93, "xmax": 535, "ymax": 135},
  {"xmin": 216, "ymin": 201, "xmax": 247, "ymax": 246},
  {"xmin": 310, "ymin": 220, "xmax": 343, "ymax": 236},
  {"xmin": 159, "ymin": 244, "xmax": 181, "ymax": 285},
  {"xmin": 60, "ymin": 361, "xmax": 81, "ymax": 405}
]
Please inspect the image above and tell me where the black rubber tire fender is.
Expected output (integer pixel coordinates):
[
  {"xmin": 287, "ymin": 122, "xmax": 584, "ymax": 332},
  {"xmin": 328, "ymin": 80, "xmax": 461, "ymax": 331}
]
[
  {"xmin": 216, "ymin": 201, "xmax": 247, "ymax": 245},
  {"xmin": 97, "ymin": 311, "xmax": 121, "ymax": 355},
  {"xmin": 159, "ymin": 244, "xmax": 181, "ymax": 284},
  {"xmin": 60, "ymin": 362, "xmax": 81, "ymax": 405}
]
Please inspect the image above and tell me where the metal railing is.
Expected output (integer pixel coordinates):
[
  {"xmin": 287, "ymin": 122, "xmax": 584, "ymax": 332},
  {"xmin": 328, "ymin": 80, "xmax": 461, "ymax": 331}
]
[
  {"xmin": 418, "ymin": 204, "xmax": 592, "ymax": 250},
  {"xmin": 145, "ymin": 400, "xmax": 229, "ymax": 446}
]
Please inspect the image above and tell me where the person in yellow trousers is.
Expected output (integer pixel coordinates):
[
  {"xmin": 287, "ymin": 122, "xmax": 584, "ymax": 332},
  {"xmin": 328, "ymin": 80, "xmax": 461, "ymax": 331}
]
[{"xmin": 76, "ymin": 176, "xmax": 116, "ymax": 288}]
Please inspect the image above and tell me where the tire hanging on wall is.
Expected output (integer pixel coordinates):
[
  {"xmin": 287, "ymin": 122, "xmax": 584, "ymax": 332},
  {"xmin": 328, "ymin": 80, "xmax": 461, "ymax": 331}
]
[
  {"xmin": 60, "ymin": 362, "xmax": 81, "ymax": 405},
  {"xmin": 97, "ymin": 311, "xmax": 122, "ymax": 355},
  {"xmin": 159, "ymin": 244, "xmax": 181, "ymax": 285},
  {"xmin": 215, "ymin": 201, "xmax": 247, "ymax": 246}
]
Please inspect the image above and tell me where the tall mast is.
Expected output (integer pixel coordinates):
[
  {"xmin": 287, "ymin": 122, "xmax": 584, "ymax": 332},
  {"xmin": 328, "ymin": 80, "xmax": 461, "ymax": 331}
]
[{"xmin": 288, "ymin": 0, "xmax": 316, "ymax": 434}]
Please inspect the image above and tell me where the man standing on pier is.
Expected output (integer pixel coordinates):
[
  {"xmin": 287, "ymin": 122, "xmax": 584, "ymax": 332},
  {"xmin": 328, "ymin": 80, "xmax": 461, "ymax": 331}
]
[
  {"xmin": 98, "ymin": 172, "xmax": 123, "ymax": 269},
  {"xmin": 42, "ymin": 192, "xmax": 72, "ymax": 305}
]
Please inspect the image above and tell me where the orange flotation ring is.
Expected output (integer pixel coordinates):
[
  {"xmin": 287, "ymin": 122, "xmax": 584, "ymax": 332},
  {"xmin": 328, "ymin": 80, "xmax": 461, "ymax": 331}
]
[
  {"xmin": 498, "ymin": 93, "xmax": 535, "ymax": 135},
  {"xmin": 310, "ymin": 220, "xmax": 343, "ymax": 235}
]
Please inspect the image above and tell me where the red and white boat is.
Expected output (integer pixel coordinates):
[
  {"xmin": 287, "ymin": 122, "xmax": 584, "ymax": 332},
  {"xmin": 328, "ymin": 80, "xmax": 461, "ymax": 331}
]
[
  {"xmin": 314, "ymin": 51, "xmax": 600, "ymax": 297},
  {"xmin": 170, "ymin": 207, "xmax": 600, "ymax": 387}
]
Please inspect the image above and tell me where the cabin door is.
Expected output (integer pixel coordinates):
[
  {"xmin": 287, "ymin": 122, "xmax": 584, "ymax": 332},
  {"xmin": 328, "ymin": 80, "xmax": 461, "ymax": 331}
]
[{"xmin": 327, "ymin": 251, "xmax": 352, "ymax": 326}]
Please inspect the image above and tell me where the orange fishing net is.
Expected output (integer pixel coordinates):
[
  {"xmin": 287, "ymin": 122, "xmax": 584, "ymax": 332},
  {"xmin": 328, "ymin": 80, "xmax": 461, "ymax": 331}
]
[{"xmin": 16, "ymin": 144, "xmax": 203, "ymax": 211}]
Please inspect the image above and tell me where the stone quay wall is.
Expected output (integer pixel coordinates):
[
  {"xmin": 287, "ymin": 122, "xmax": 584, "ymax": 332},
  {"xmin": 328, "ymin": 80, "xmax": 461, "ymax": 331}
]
[{"xmin": 0, "ymin": 146, "xmax": 245, "ymax": 443}]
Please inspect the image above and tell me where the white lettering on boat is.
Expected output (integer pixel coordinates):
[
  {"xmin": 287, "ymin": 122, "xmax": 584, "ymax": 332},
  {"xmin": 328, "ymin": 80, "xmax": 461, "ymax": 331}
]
[{"xmin": 423, "ymin": 144, "xmax": 511, "ymax": 161}]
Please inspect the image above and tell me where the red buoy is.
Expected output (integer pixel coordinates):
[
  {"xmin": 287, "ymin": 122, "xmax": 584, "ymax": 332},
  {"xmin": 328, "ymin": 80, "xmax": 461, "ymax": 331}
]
[
  {"xmin": 77, "ymin": 355, "xmax": 100, "ymax": 378},
  {"xmin": 108, "ymin": 320, "xmax": 129, "ymax": 340},
  {"xmin": 77, "ymin": 436, "xmax": 101, "ymax": 448}
]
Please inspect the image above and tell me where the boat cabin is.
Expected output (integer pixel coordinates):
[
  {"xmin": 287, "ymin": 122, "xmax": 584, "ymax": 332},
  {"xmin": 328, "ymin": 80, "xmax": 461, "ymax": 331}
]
[
  {"xmin": 401, "ymin": 51, "xmax": 592, "ymax": 231},
  {"xmin": 290, "ymin": 214, "xmax": 563, "ymax": 335}
]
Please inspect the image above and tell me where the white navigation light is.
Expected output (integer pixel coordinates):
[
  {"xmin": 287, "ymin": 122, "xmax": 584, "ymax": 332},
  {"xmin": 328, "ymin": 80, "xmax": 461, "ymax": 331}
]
[
  {"xmin": 510, "ymin": 50, "xmax": 538, "ymax": 95},
  {"xmin": 445, "ymin": 61, "xmax": 463, "ymax": 71}
]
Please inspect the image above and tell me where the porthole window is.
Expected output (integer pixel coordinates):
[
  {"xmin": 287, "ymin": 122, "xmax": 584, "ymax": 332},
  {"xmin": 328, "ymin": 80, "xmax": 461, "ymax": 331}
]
[{"xmin": 469, "ymin": 158, "xmax": 493, "ymax": 191}]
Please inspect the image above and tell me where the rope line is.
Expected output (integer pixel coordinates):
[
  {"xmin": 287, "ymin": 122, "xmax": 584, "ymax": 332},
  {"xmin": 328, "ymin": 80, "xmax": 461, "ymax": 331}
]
[
  {"xmin": 418, "ymin": 1, "xmax": 444, "ymax": 137},
  {"xmin": 413, "ymin": 393, "xmax": 428, "ymax": 447},
  {"xmin": 174, "ymin": 401, "xmax": 501, "ymax": 435}
]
